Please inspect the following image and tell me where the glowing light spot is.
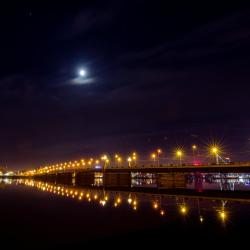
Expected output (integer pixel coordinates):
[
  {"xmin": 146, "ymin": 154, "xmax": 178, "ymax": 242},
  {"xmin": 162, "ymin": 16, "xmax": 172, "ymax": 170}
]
[
  {"xmin": 219, "ymin": 211, "xmax": 227, "ymax": 221},
  {"xmin": 200, "ymin": 216, "xmax": 204, "ymax": 223},
  {"xmin": 153, "ymin": 202, "xmax": 159, "ymax": 209},
  {"xmin": 79, "ymin": 69, "xmax": 86, "ymax": 77},
  {"xmin": 180, "ymin": 206, "xmax": 187, "ymax": 214},
  {"xmin": 160, "ymin": 210, "xmax": 165, "ymax": 216}
]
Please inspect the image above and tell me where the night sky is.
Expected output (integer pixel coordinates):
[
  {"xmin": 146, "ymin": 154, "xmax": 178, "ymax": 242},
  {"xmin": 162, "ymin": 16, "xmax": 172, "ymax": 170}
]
[{"xmin": 0, "ymin": 1, "xmax": 250, "ymax": 169}]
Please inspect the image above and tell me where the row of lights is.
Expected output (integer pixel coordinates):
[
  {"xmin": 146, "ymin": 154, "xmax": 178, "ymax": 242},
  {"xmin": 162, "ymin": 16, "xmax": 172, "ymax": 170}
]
[
  {"xmin": 151, "ymin": 145, "xmax": 220, "ymax": 165},
  {"xmin": 22, "ymin": 145, "xmax": 221, "ymax": 176},
  {"xmin": 18, "ymin": 179, "xmax": 227, "ymax": 222},
  {"xmin": 22, "ymin": 153, "xmax": 136, "ymax": 176}
]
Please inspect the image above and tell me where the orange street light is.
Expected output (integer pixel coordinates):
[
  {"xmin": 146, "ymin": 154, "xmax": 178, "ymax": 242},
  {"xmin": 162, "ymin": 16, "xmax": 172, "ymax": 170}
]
[
  {"xmin": 127, "ymin": 157, "xmax": 132, "ymax": 167},
  {"xmin": 176, "ymin": 150, "xmax": 183, "ymax": 165},
  {"xmin": 151, "ymin": 153, "xmax": 156, "ymax": 166}
]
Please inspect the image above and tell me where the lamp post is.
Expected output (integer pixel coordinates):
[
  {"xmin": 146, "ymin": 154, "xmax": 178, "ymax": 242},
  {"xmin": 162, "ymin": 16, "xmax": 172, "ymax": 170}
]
[
  {"xmin": 117, "ymin": 157, "xmax": 122, "ymax": 167},
  {"xmin": 127, "ymin": 157, "xmax": 132, "ymax": 167},
  {"xmin": 115, "ymin": 154, "xmax": 120, "ymax": 167},
  {"xmin": 157, "ymin": 149, "xmax": 162, "ymax": 167},
  {"xmin": 192, "ymin": 145, "xmax": 197, "ymax": 163},
  {"xmin": 101, "ymin": 155, "xmax": 108, "ymax": 170},
  {"xmin": 132, "ymin": 152, "xmax": 137, "ymax": 166},
  {"xmin": 95, "ymin": 160, "xmax": 100, "ymax": 168},
  {"xmin": 151, "ymin": 153, "xmax": 156, "ymax": 166},
  {"xmin": 211, "ymin": 147, "xmax": 219, "ymax": 165},
  {"xmin": 176, "ymin": 150, "xmax": 183, "ymax": 165},
  {"xmin": 115, "ymin": 154, "xmax": 122, "ymax": 167}
]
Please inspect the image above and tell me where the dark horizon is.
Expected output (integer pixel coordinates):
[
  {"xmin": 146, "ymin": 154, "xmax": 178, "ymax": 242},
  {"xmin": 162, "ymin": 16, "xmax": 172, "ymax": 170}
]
[{"xmin": 0, "ymin": 2, "xmax": 250, "ymax": 169}]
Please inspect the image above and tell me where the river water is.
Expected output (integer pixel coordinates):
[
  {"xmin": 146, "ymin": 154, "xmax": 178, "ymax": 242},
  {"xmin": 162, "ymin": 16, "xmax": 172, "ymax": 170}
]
[{"xmin": 1, "ymin": 173, "xmax": 250, "ymax": 248}]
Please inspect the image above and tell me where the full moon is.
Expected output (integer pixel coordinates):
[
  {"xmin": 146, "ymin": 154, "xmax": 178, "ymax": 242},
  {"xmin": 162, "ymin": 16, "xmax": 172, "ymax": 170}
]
[{"xmin": 79, "ymin": 69, "xmax": 86, "ymax": 77}]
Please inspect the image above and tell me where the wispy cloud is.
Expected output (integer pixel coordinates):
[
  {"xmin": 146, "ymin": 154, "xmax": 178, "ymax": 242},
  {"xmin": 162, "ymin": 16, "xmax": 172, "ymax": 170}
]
[{"xmin": 58, "ymin": 2, "xmax": 121, "ymax": 40}]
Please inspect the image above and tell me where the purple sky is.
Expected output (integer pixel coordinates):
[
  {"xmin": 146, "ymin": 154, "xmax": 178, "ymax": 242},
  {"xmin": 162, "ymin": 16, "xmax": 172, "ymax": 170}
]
[{"xmin": 0, "ymin": 1, "xmax": 250, "ymax": 169}]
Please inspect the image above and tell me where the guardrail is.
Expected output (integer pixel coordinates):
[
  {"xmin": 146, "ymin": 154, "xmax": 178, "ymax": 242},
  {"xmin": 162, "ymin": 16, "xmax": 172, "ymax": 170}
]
[{"xmin": 18, "ymin": 162, "xmax": 250, "ymax": 177}]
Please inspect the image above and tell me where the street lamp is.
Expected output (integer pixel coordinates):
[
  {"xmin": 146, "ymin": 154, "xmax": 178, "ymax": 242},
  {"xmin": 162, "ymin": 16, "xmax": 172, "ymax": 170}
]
[
  {"xmin": 192, "ymin": 145, "xmax": 197, "ymax": 163},
  {"xmin": 127, "ymin": 157, "xmax": 132, "ymax": 167},
  {"xmin": 132, "ymin": 152, "xmax": 137, "ymax": 166},
  {"xmin": 115, "ymin": 154, "xmax": 122, "ymax": 167},
  {"xmin": 176, "ymin": 150, "xmax": 183, "ymax": 165},
  {"xmin": 157, "ymin": 149, "xmax": 162, "ymax": 167},
  {"xmin": 211, "ymin": 146, "xmax": 219, "ymax": 164},
  {"xmin": 115, "ymin": 154, "xmax": 120, "ymax": 166},
  {"xmin": 105, "ymin": 159, "xmax": 109, "ymax": 166},
  {"xmin": 117, "ymin": 157, "xmax": 122, "ymax": 167},
  {"xmin": 151, "ymin": 153, "xmax": 156, "ymax": 166},
  {"xmin": 87, "ymin": 161, "xmax": 92, "ymax": 168},
  {"xmin": 101, "ymin": 155, "xmax": 109, "ymax": 169},
  {"xmin": 132, "ymin": 155, "xmax": 136, "ymax": 166}
]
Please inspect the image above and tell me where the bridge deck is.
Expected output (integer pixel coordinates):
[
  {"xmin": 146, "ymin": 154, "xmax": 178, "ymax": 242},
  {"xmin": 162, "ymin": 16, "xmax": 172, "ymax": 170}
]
[
  {"xmin": 105, "ymin": 164, "xmax": 250, "ymax": 173},
  {"xmin": 16, "ymin": 163, "xmax": 250, "ymax": 177}
]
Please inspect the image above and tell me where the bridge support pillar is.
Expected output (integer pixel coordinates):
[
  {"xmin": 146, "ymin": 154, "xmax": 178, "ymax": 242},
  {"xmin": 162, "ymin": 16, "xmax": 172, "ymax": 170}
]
[
  {"xmin": 157, "ymin": 173, "xmax": 187, "ymax": 189},
  {"xmin": 75, "ymin": 172, "xmax": 95, "ymax": 186},
  {"xmin": 104, "ymin": 173, "xmax": 131, "ymax": 187}
]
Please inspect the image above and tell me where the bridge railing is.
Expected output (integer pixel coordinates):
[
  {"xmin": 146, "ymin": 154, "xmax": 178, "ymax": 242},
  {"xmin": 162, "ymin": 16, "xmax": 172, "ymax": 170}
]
[{"xmin": 21, "ymin": 161, "xmax": 250, "ymax": 176}]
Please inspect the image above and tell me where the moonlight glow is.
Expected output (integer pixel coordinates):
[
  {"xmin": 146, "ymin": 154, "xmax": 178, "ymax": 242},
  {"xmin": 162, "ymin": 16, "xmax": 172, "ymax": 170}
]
[{"xmin": 79, "ymin": 69, "xmax": 86, "ymax": 77}]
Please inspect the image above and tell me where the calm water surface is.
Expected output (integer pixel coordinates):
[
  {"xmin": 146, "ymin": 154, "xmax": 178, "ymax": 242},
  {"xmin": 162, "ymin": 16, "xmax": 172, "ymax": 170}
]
[{"xmin": 1, "ymin": 174, "xmax": 250, "ymax": 248}]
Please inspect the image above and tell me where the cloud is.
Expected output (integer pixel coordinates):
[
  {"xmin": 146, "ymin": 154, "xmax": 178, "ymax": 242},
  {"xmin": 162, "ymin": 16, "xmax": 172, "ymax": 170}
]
[
  {"xmin": 117, "ymin": 10, "xmax": 250, "ymax": 68},
  {"xmin": 70, "ymin": 77, "xmax": 95, "ymax": 85},
  {"xmin": 59, "ymin": 2, "xmax": 121, "ymax": 40},
  {"xmin": 0, "ymin": 74, "xmax": 38, "ymax": 98}
]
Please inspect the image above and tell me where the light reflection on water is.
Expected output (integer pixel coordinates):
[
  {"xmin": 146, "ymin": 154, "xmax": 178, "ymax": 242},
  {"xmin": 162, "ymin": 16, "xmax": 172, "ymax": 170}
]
[
  {"xmin": 3, "ymin": 178, "xmax": 249, "ymax": 225},
  {"xmin": 2, "ymin": 175, "xmax": 250, "ymax": 248},
  {"xmin": 131, "ymin": 172, "xmax": 250, "ymax": 190},
  {"xmin": 186, "ymin": 173, "xmax": 250, "ymax": 191},
  {"xmin": 70, "ymin": 172, "xmax": 250, "ymax": 190},
  {"xmin": 131, "ymin": 178, "xmax": 157, "ymax": 188}
]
